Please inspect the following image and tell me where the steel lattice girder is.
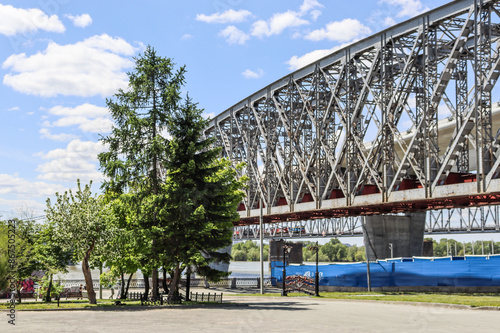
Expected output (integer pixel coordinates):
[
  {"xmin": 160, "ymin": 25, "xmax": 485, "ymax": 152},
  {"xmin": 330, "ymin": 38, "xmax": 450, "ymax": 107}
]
[
  {"xmin": 232, "ymin": 205, "xmax": 500, "ymax": 239},
  {"xmin": 206, "ymin": 0, "xmax": 500, "ymax": 225}
]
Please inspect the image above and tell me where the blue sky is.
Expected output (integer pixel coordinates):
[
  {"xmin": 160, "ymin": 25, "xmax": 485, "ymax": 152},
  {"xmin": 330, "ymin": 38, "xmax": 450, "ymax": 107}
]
[{"xmin": 0, "ymin": 0, "xmax": 452, "ymax": 218}]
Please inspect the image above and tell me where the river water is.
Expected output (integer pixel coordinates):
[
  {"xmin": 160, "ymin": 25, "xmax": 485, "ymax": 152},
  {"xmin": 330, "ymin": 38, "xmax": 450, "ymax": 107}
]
[{"xmin": 54, "ymin": 261, "xmax": 272, "ymax": 281}]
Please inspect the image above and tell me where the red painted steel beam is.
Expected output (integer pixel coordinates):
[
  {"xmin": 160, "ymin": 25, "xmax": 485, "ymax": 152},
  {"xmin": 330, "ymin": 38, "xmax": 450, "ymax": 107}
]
[{"xmin": 233, "ymin": 193, "xmax": 500, "ymax": 226}]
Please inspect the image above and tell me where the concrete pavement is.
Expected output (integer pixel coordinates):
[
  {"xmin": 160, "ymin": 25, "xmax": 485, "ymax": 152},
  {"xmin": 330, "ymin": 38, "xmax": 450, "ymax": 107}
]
[{"xmin": 3, "ymin": 296, "xmax": 500, "ymax": 332}]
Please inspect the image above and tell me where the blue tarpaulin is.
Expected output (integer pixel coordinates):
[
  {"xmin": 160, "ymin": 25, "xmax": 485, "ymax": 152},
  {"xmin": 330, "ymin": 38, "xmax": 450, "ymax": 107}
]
[{"xmin": 270, "ymin": 255, "xmax": 500, "ymax": 288}]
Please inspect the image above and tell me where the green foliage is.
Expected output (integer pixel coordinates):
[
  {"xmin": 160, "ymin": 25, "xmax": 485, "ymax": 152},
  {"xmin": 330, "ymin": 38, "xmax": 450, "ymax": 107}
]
[
  {"xmin": 0, "ymin": 219, "xmax": 41, "ymax": 296},
  {"xmin": 100, "ymin": 270, "xmax": 118, "ymax": 289},
  {"xmin": 99, "ymin": 46, "xmax": 247, "ymax": 302},
  {"xmin": 45, "ymin": 180, "xmax": 112, "ymax": 304},
  {"xmin": 33, "ymin": 221, "xmax": 72, "ymax": 277},
  {"xmin": 160, "ymin": 97, "xmax": 247, "ymax": 282},
  {"xmin": 0, "ymin": 222, "xmax": 8, "ymax": 292},
  {"xmin": 38, "ymin": 275, "xmax": 64, "ymax": 298},
  {"xmin": 231, "ymin": 241, "xmax": 269, "ymax": 261},
  {"xmin": 231, "ymin": 239, "xmax": 366, "ymax": 263},
  {"xmin": 430, "ymin": 238, "xmax": 500, "ymax": 256}
]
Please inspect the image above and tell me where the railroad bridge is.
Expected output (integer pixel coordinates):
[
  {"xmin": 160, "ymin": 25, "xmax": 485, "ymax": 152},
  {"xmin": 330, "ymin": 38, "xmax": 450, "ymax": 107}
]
[{"xmin": 206, "ymin": 0, "xmax": 500, "ymax": 259}]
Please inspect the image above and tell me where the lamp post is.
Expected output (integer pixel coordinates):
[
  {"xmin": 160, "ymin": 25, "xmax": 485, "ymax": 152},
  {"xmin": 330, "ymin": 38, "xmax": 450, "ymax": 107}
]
[
  {"xmin": 389, "ymin": 243, "xmax": 393, "ymax": 258},
  {"xmin": 308, "ymin": 242, "xmax": 320, "ymax": 297},
  {"xmin": 281, "ymin": 241, "xmax": 292, "ymax": 296}
]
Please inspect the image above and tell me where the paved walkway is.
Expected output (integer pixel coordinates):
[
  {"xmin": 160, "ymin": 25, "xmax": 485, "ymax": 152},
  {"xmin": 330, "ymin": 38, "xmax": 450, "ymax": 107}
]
[{"xmin": 3, "ymin": 296, "xmax": 500, "ymax": 332}]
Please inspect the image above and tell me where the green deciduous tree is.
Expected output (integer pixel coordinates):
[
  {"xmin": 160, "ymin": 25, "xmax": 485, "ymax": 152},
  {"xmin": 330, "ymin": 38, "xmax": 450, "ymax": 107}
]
[
  {"xmin": 33, "ymin": 221, "xmax": 73, "ymax": 302},
  {"xmin": 45, "ymin": 181, "xmax": 111, "ymax": 304},
  {"xmin": 0, "ymin": 219, "xmax": 40, "ymax": 303}
]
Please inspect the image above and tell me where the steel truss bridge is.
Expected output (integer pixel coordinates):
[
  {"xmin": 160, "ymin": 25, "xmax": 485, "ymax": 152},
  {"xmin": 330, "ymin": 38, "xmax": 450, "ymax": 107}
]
[
  {"xmin": 233, "ymin": 205, "xmax": 500, "ymax": 240},
  {"xmin": 207, "ymin": 0, "xmax": 500, "ymax": 233}
]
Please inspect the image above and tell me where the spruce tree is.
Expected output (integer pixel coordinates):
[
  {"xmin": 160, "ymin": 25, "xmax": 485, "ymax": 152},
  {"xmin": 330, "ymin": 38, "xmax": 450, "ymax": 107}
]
[
  {"xmin": 99, "ymin": 46, "xmax": 186, "ymax": 298},
  {"xmin": 161, "ymin": 98, "xmax": 246, "ymax": 302}
]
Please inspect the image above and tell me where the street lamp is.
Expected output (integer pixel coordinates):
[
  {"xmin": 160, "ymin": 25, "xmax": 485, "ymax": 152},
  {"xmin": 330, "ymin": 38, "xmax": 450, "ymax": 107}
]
[
  {"xmin": 308, "ymin": 241, "xmax": 320, "ymax": 296},
  {"xmin": 282, "ymin": 241, "xmax": 292, "ymax": 296},
  {"xmin": 389, "ymin": 243, "xmax": 393, "ymax": 258}
]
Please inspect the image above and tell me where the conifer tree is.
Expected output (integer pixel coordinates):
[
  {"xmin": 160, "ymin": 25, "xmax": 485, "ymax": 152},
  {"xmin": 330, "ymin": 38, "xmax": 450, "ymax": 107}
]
[
  {"xmin": 99, "ymin": 46, "xmax": 186, "ymax": 298},
  {"xmin": 161, "ymin": 98, "xmax": 246, "ymax": 302}
]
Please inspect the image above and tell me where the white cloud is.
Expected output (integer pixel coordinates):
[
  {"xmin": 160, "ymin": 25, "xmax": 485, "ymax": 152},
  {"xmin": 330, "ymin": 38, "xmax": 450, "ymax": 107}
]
[
  {"xmin": 305, "ymin": 18, "xmax": 371, "ymax": 42},
  {"xmin": 251, "ymin": 11, "xmax": 309, "ymax": 38},
  {"xmin": 39, "ymin": 128, "xmax": 79, "ymax": 142},
  {"xmin": 380, "ymin": 0, "xmax": 429, "ymax": 18},
  {"xmin": 43, "ymin": 104, "xmax": 114, "ymax": 134},
  {"xmin": 0, "ymin": 173, "xmax": 65, "ymax": 197},
  {"xmin": 242, "ymin": 69, "xmax": 264, "ymax": 79},
  {"xmin": 203, "ymin": 112, "xmax": 216, "ymax": 120},
  {"xmin": 2, "ymin": 34, "xmax": 136, "ymax": 97},
  {"xmin": 8, "ymin": 106, "xmax": 20, "ymax": 111},
  {"xmin": 287, "ymin": 46, "xmax": 340, "ymax": 70},
  {"xmin": 196, "ymin": 9, "xmax": 252, "ymax": 24},
  {"xmin": 36, "ymin": 140, "xmax": 107, "ymax": 182},
  {"xmin": 66, "ymin": 13, "xmax": 92, "ymax": 28},
  {"xmin": 384, "ymin": 16, "xmax": 397, "ymax": 27},
  {"xmin": 300, "ymin": 0, "xmax": 324, "ymax": 14},
  {"xmin": 219, "ymin": 26, "xmax": 250, "ymax": 45},
  {"xmin": 0, "ymin": 4, "xmax": 65, "ymax": 36},
  {"xmin": 310, "ymin": 10, "xmax": 322, "ymax": 21},
  {"xmin": 181, "ymin": 34, "xmax": 193, "ymax": 40}
]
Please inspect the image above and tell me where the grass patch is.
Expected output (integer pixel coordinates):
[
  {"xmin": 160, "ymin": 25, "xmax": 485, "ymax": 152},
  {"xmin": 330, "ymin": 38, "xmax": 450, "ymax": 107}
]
[{"xmin": 232, "ymin": 292, "xmax": 500, "ymax": 307}]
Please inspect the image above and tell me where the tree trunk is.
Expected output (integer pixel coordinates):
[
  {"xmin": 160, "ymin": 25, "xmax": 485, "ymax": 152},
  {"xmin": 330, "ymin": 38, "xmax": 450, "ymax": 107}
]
[
  {"xmin": 46, "ymin": 273, "xmax": 53, "ymax": 302},
  {"xmin": 120, "ymin": 271, "xmax": 126, "ymax": 299},
  {"xmin": 185, "ymin": 267, "xmax": 191, "ymax": 301},
  {"xmin": 16, "ymin": 283, "xmax": 21, "ymax": 304},
  {"xmin": 162, "ymin": 267, "xmax": 168, "ymax": 294},
  {"xmin": 152, "ymin": 268, "xmax": 158, "ymax": 299},
  {"xmin": 124, "ymin": 272, "xmax": 134, "ymax": 299},
  {"xmin": 167, "ymin": 263, "xmax": 180, "ymax": 302},
  {"xmin": 143, "ymin": 273, "xmax": 150, "ymax": 296},
  {"xmin": 82, "ymin": 251, "xmax": 97, "ymax": 304}
]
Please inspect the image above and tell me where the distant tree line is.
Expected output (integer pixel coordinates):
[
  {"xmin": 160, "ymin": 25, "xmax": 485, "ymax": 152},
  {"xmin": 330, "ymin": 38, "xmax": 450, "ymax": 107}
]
[
  {"xmin": 427, "ymin": 238, "xmax": 500, "ymax": 257},
  {"xmin": 230, "ymin": 238, "xmax": 500, "ymax": 263},
  {"xmin": 231, "ymin": 239, "xmax": 366, "ymax": 263}
]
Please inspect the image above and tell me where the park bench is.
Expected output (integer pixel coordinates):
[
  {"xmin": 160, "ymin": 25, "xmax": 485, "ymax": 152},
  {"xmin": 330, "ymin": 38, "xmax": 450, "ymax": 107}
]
[{"xmin": 60, "ymin": 286, "xmax": 83, "ymax": 300}]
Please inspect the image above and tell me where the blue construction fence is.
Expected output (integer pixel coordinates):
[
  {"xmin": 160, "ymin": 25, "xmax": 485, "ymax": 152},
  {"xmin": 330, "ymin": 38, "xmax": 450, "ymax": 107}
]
[{"xmin": 270, "ymin": 255, "xmax": 500, "ymax": 288}]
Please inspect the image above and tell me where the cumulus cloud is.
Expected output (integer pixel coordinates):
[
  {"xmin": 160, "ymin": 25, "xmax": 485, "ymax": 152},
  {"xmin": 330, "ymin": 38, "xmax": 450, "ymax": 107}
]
[
  {"xmin": 0, "ymin": 173, "xmax": 65, "ymax": 197},
  {"xmin": 242, "ymin": 69, "xmax": 264, "ymax": 79},
  {"xmin": 219, "ymin": 26, "xmax": 250, "ymax": 45},
  {"xmin": 181, "ymin": 34, "xmax": 193, "ymax": 40},
  {"xmin": 36, "ymin": 140, "xmax": 107, "ymax": 182},
  {"xmin": 66, "ymin": 13, "xmax": 92, "ymax": 28},
  {"xmin": 287, "ymin": 46, "xmax": 341, "ymax": 70},
  {"xmin": 0, "ymin": 4, "xmax": 65, "ymax": 36},
  {"xmin": 384, "ymin": 16, "xmax": 397, "ymax": 27},
  {"xmin": 8, "ymin": 106, "xmax": 20, "ymax": 111},
  {"xmin": 2, "ymin": 34, "xmax": 136, "ymax": 97},
  {"xmin": 43, "ymin": 103, "xmax": 114, "ymax": 134},
  {"xmin": 305, "ymin": 18, "xmax": 371, "ymax": 42},
  {"xmin": 250, "ymin": 0, "xmax": 323, "ymax": 38},
  {"xmin": 39, "ymin": 128, "xmax": 79, "ymax": 142},
  {"xmin": 300, "ymin": 0, "xmax": 324, "ymax": 14},
  {"xmin": 380, "ymin": 0, "xmax": 429, "ymax": 18},
  {"xmin": 251, "ymin": 11, "xmax": 309, "ymax": 38},
  {"xmin": 196, "ymin": 9, "xmax": 252, "ymax": 23}
]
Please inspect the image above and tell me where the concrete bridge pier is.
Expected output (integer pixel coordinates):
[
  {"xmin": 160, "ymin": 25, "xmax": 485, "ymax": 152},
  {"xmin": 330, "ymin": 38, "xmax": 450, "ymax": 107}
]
[{"xmin": 362, "ymin": 212, "xmax": 426, "ymax": 261}]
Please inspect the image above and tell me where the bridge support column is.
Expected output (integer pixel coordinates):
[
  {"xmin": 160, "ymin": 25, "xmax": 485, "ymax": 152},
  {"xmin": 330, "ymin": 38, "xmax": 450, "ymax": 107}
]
[{"xmin": 363, "ymin": 212, "xmax": 426, "ymax": 261}]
